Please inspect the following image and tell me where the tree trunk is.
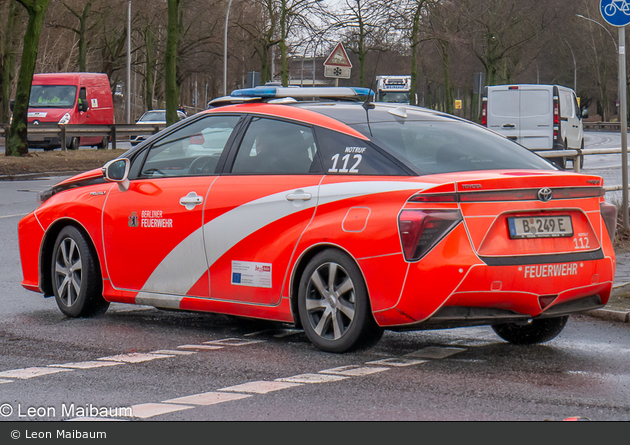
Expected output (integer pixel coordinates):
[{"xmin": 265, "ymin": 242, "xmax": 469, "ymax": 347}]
[
  {"xmin": 144, "ymin": 24, "xmax": 154, "ymax": 111},
  {"xmin": 1, "ymin": 0, "xmax": 18, "ymax": 125},
  {"xmin": 7, "ymin": 0, "xmax": 50, "ymax": 157},
  {"xmin": 280, "ymin": 0, "xmax": 288, "ymax": 87},
  {"xmin": 165, "ymin": 0, "xmax": 179, "ymax": 126},
  {"xmin": 78, "ymin": 0, "xmax": 93, "ymax": 72}
]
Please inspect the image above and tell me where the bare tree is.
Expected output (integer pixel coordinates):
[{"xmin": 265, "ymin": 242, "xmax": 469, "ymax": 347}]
[{"xmin": 1, "ymin": 0, "xmax": 21, "ymax": 123}]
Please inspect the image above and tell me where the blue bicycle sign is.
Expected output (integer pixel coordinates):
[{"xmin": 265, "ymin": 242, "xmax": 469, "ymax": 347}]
[{"xmin": 601, "ymin": 0, "xmax": 630, "ymax": 26}]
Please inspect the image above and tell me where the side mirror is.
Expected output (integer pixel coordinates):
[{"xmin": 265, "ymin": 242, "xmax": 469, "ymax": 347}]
[
  {"xmin": 581, "ymin": 109, "xmax": 589, "ymax": 119},
  {"xmin": 102, "ymin": 158, "xmax": 130, "ymax": 191}
]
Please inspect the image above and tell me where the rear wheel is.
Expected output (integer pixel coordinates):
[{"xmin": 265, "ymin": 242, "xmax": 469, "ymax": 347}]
[
  {"xmin": 51, "ymin": 226, "xmax": 109, "ymax": 317},
  {"xmin": 298, "ymin": 249, "xmax": 383, "ymax": 353},
  {"xmin": 491, "ymin": 316, "xmax": 568, "ymax": 345},
  {"xmin": 552, "ymin": 140, "xmax": 567, "ymax": 169},
  {"xmin": 97, "ymin": 136, "xmax": 108, "ymax": 149}
]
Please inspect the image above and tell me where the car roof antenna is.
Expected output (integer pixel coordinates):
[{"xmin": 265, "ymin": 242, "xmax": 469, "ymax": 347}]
[{"xmin": 362, "ymin": 51, "xmax": 380, "ymax": 136}]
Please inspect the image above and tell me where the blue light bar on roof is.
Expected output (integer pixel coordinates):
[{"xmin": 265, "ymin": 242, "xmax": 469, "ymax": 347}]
[{"xmin": 230, "ymin": 86, "xmax": 374, "ymax": 99}]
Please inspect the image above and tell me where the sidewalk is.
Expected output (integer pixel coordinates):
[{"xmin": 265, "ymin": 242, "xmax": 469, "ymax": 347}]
[{"xmin": 586, "ymin": 251, "xmax": 630, "ymax": 324}]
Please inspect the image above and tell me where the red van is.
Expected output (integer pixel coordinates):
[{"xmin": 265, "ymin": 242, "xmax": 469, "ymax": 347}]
[{"xmin": 27, "ymin": 73, "xmax": 114, "ymax": 150}]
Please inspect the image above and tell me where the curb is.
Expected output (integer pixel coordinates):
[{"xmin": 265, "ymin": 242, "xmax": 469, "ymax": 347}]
[{"xmin": 583, "ymin": 281, "xmax": 630, "ymax": 324}]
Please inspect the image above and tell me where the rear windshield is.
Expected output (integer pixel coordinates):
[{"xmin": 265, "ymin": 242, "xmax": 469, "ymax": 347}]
[
  {"xmin": 29, "ymin": 85, "xmax": 77, "ymax": 108},
  {"xmin": 351, "ymin": 120, "xmax": 555, "ymax": 174}
]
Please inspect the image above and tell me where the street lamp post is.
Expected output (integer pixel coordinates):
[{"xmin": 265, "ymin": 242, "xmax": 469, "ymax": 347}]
[
  {"xmin": 563, "ymin": 38, "xmax": 577, "ymax": 92},
  {"xmin": 223, "ymin": 0, "xmax": 233, "ymax": 97}
]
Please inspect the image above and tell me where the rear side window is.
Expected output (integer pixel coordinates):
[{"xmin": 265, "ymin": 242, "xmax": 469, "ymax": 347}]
[
  {"xmin": 315, "ymin": 128, "xmax": 408, "ymax": 175},
  {"xmin": 231, "ymin": 117, "xmax": 320, "ymax": 174}
]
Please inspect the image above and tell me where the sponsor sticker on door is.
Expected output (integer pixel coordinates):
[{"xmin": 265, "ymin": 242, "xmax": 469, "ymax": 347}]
[{"xmin": 231, "ymin": 261, "xmax": 272, "ymax": 288}]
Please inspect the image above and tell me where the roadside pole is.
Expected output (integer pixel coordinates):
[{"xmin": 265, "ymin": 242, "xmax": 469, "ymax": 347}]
[{"xmin": 620, "ymin": 26, "xmax": 629, "ymax": 231}]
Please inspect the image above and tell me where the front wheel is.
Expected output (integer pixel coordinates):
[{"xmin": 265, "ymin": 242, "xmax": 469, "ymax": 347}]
[
  {"xmin": 492, "ymin": 316, "xmax": 568, "ymax": 345},
  {"xmin": 67, "ymin": 137, "xmax": 79, "ymax": 150},
  {"xmin": 297, "ymin": 249, "xmax": 383, "ymax": 353},
  {"xmin": 51, "ymin": 226, "xmax": 109, "ymax": 317}
]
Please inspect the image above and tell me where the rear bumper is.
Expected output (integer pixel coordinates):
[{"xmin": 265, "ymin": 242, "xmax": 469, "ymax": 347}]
[{"xmin": 389, "ymin": 294, "xmax": 604, "ymax": 331}]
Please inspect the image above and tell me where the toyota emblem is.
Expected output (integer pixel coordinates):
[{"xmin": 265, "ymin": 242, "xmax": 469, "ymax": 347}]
[{"xmin": 538, "ymin": 187, "xmax": 553, "ymax": 202}]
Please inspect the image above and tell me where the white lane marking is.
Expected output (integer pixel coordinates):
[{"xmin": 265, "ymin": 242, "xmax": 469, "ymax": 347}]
[
  {"xmin": 365, "ymin": 358, "xmax": 428, "ymax": 367},
  {"xmin": 319, "ymin": 365, "xmax": 390, "ymax": 376},
  {"xmin": 276, "ymin": 373, "xmax": 348, "ymax": 384},
  {"xmin": 0, "ymin": 213, "xmax": 28, "ymax": 219},
  {"xmin": 404, "ymin": 347, "xmax": 467, "ymax": 359},
  {"xmin": 203, "ymin": 338, "xmax": 263, "ymax": 346},
  {"xmin": 0, "ymin": 379, "xmax": 13, "ymax": 384},
  {"xmin": 66, "ymin": 417, "xmax": 127, "ymax": 421},
  {"xmin": 49, "ymin": 361, "xmax": 124, "ymax": 369},
  {"xmin": 0, "ymin": 367, "xmax": 73, "ymax": 379},
  {"xmin": 163, "ymin": 391, "xmax": 252, "ymax": 406},
  {"xmin": 218, "ymin": 381, "xmax": 302, "ymax": 394},
  {"xmin": 151, "ymin": 349, "xmax": 197, "ymax": 355},
  {"xmin": 177, "ymin": 344, "xmax": 223, "ymax": 351},
  {"xmin": 126, "ymin": 403, "xmax": 194, "ymax": 419},
  {"xmin": 96, "ymin": 353, "xmax": 173, "ymax": 363}
]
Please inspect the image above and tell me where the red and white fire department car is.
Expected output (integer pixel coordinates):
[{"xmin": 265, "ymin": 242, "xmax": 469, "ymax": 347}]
[{"xmin": 18, "ymin": 87, "xmax": 617, "ymax": 353}]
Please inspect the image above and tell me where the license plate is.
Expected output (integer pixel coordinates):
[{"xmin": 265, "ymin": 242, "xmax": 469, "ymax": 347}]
[{"xmin": 508, "ymin": 215, "xmax": 573, "ymax": 239}]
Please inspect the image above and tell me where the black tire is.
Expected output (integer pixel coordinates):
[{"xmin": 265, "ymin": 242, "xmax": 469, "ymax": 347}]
[
  {"xmin": 579, "ymin": 139, "xmax": 584, "ymax": 169},
  {"xmin": 491, "ymin": 316, "xmax": 568, "ymax": 345},
  {"xmin": 297, "ymin": 249, "xmax": 383, "ymax": 353},
  {"xmin": 97, "ymin": 136, "xmax": 108, "ymax": 149},
  {"xmin": 67, "ymin": 137, "xmax": 79, "ymax": 150},
  {"xmin": 552, "ymin": 140, "xmax": 567, "ymax": 169},
  {"xmin": 51, "ymin": 226, "xmax": 109, "ymax": 317}
]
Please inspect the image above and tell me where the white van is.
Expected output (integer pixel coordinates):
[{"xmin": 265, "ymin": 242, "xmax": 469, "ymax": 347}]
[{"xmin": 482, "ymin": 84, "xmax": 587, "ymax": 169}]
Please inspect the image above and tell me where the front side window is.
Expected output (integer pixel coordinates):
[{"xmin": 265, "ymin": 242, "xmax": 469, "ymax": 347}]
[
  {"xmin": 29, "ymin": 85, "xmax": 77, "ymax": 108},
  {"xmin": 139, "ymin": 114, "xmax": 240, "ymax": 177},
  {"xmin": 231, "ymin": 117, "xmax": 319, "ymax": 174},
  {"xmin": 351, "ymin": 120, "xmax": 555, "ymax": 174}
]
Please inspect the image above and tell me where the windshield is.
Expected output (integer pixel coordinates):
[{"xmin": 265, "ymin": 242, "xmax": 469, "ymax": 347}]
[
  {"xmin": 139, "ymin": 111, "xmax": 166, "ymax": 122},
  {"xmin": 351, "ymin": 120, "xmax": 555, "ymax": 174},
  {"xmin": 377, "ymin": 92, "xmax": 410, "ymax": 103},
  {"xmin": 29, "ymin": 85, "xmax": 77, "ymax": 108}
]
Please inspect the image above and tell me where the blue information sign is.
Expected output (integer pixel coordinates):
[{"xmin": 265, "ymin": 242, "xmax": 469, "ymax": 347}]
[{"xmin": 601, "ymin": 0, "xmax": 630, "ymax": 27}]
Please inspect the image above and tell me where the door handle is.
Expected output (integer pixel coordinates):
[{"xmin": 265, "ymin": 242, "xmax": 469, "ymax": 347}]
[
  {"xmin": 180, "ymin": 191, "xmax": 203, "ymax": 210},
  {"xmin": 503, "ymin": 123, "xmax": 515, "ymax": 128},
  {"xmin": 286, "ymin": 190, "xmax": 312, "ymax": 201}
]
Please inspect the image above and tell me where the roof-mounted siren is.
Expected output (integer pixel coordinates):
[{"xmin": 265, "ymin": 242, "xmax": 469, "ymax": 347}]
[{"xmin": 229, "ymin": 86, "xmax": 374, "ymax": 100}]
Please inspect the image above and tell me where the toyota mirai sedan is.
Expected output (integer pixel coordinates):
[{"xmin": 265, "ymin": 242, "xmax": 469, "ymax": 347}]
[{"xmin": 18, "ymin": 86, "xmax": 617, "ymax": 353}]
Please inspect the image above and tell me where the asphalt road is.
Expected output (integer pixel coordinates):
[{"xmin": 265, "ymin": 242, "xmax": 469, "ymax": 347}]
[{"xmin": 1, "ymin": 163, "xmax": 630, "ymax": 422}]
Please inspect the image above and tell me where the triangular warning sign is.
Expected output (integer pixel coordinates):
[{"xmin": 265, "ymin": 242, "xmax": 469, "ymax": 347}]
[{"xmin": 323, "ymin": 43, "xmax": 352, "ymax": 68}]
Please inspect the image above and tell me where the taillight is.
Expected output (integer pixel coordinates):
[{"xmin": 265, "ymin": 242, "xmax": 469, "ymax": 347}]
[
  {"xmin": 481, "ymin": 98, "xmax": 488, "ymax": 126},
  {"xmin": 553, "ymin": 95, "xmax": 560, "ymax": 141},
  {"xmin": 600, "ymin": 201, "xmax": 617, "ymax": 243},
  {"xmin": 398, "ymin": 209, "xmax": 462, "ymax": 261}
]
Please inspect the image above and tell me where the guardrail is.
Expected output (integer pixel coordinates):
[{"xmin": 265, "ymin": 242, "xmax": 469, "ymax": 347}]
[
  {"xmin": 583, "ymin": 122, "xmax": 628, "ymax": 131},
  {"xmin": 0, "ymin": 123, "xmax": 165, "ymax": 150}
]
